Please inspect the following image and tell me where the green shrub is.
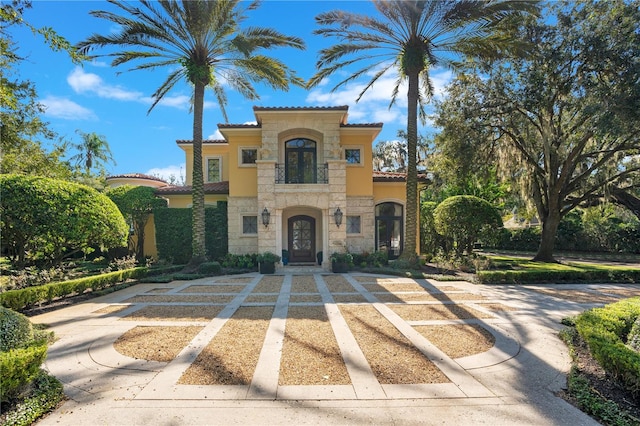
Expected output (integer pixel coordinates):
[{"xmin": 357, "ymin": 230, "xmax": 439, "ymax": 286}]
[
  {"xmin": 628, "ymin": 317, "xmax": 640, "ymax": 352},
  {"xmin": 0, "ymin": 343, "xmax": 48, "ymax": 402},
  {"xmin": 172, "ymin": 273, "xmax": 206, "ymax": 280},
  {"xmin": 433, "ymin": 195, "xmax": 503, "ymax": 256},
  {"xmin": 198, "ymin": 261, "xmax": 222, "ymax": 275},
  {"xmin": 1, "ymin": 370, "xmax": 64, "ymax": 426},
  {"xmin": 0, "ymin": 174, "xmax": 127, "ymax": 267},
  {"xmin": 220, "ymin": 253, "xmax": 258, "ymax": 270},
  {"xmin": 575, "ymin": 298, "xmax": 640, "ymax": 400},
  {"xmin": 477, "ymin": 269, "xmax": 640, "ymax": 285},
  {"xmin": 0, "ymin": 308, "xmax": 34, "ymax": 352},
  {"xmin": 0, "ymin": 267, "xmax": 148, "ymax": 311}
]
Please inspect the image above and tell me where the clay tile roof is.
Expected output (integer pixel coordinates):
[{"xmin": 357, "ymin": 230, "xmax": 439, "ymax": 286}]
[
  {"xmin": 341, "ymin": 123, "xmax": 383, "ymax": 128},
  {"xmin": 155, "ymin": 181, "xmax": 229, "ymax": 195},
  {"xmin": 373, "ymin": 171, "xmax": 430, "ymax": 183},
  {"xmin": 253, "ymin": 106, "xmax": 349, "ymax": 112},
  {"xmin": 176, "ymin": 139, "xmax": 228, "ymax": 144},
  {"xmin": 217, "ymin": 123, "xmax": 260, "ymax": 129},
  {"xmin": 106, "ymin": 173, "xmax": 168, "ymax": 183}
]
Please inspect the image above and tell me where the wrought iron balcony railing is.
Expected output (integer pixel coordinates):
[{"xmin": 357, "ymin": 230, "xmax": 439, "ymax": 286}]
[{"xmin": 275, "ymin": 163, "xmax": 328, "ymax": 184}]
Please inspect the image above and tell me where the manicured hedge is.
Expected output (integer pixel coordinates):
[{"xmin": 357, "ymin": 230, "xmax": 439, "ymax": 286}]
[
  {"xmin": 477, "ymin": 269, "xmax": 640, "ymax": 284},
  {"xmin": 1, "ymin": 343, "xmax": 48, "ymax": 402},
  {"xmin": 0, "ymin": 267, "xmax": 148, "ymax": 311},
  {"xmin": 154, "ymin": 203, "xmax": 228, "ymax": 264},
  {"xmin": 574, "ymin": 297, "xmax": 640, "ymax": 400}
]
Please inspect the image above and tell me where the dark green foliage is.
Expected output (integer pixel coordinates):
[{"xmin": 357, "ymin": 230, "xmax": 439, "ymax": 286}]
[
  {"xmin": 477, "ymin": 269, "xmax": 640, "ymax": 285},
  {"xmin": 0, "ymin": 174, "xmax": 128, "ymax": 267},
  {"xmin": 352, "ymin": 251, "xmax": 389, "ymax": 268},
  {"xmin": 492, "ymin": 207, "xmax": 640, "ymax": 253},
  {"xmin": 434, "ymin": 195, "xmax": 503, "ymax": 256},
  {"xmin": 0, "ymin": 308, "xmax": 33, "ymax": 352},
  {"xmin": 566, "ymin": 366, "xmax": 638, "ymax": 426},
  {"xmin": 420, "ymin": 201, "xmax": 443, "ymax": 256},
  {"xmin": 574, "ymin": 298, "xmax": 640, "ymax": 400},
  {"xmin": 153, "ymin": 203, "xmax": 228, "ymax": 264},
  {"xmin": 0, "ymin": 343, "xmax": 47, "ymax": 403},
  {"xmin": 107, "ymin": 185, "xmax": 168, "ymax": 260},
  {"xmin": 628, "ymin": 317, "xmax": 640, "ymax": 352},
  {"xmin": 1, "ymin": 370, "xmax": 64, "ymax": 426},
  {"xmin": 197, "ymin": 261, "xmax": 222, "ymax": 275},
  {"xmin": 171, "ymin": 274, "xmax": 206, "ymax": 281},
  {"xmin": 0, "ymin": 267, "xmax": 148, "ymax": 311},
  {"xmin": 220, "ymin": 253, "xmax": 258, "ymax": 270}
]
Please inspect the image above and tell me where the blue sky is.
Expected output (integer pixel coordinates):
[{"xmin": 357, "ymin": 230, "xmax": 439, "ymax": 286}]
[{"xmin": 12, "ymin": 1, "xmax": 452, "ymax": 182}]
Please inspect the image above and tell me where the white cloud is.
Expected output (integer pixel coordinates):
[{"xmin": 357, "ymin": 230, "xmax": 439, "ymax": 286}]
[
  {"xmin": 207, "ymin": 129, "xmax": 224, "ymax": 140},
  {"xmin": 68, "ymin": 67, "xmax": 142, "ymax": 101},
  {"xmin": 146, "ymin": 163, "xmax": 186, "ymax": 184},
  {"xmin": 40, "ymin": 95, "xmax": 96, "ymax": 120},
  {"xmin": 67, "ymin": 67, "xmax": 199, "ymax": 110}
]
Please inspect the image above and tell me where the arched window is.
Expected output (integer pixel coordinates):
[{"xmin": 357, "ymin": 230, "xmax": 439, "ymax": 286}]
[{"xmin": 375, "ymin": 202, "xmax": 403, "ymax": 259}]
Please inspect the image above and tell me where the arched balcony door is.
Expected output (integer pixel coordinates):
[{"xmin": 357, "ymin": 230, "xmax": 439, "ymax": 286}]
[
  {"xmin": 288, "ymin": 215, "xmax": 316, "ymax": 263},
  {"xmin": 285, "ymin": 138, "xmax": 317, "ymax": 184},
  {"xmin": 375, "ymin": 202, "xmax": 403, "ymax": 260}
]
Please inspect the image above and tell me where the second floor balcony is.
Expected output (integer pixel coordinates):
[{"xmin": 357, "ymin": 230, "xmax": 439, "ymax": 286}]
[{"xmin": 275, "ymin": 163, "xmax": 328, "ymax": 184}]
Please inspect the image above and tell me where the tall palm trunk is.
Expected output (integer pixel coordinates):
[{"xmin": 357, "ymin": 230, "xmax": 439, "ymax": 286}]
[
  {"xmin": 400, "ymin": 70, "xmax": 420, "ymax": 263},
  {"xmin": 190, "ymin": 81, "xmax": 206, "ymax": 265}
]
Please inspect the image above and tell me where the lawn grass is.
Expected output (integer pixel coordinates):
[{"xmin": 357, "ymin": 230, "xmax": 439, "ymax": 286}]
[{"xmin": 477, "ymin": 255, "xmax": 640, "ymax": 284}]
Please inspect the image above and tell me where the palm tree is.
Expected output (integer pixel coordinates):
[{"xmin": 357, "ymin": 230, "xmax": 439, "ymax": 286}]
[
  {"xmin": 308, "ymin": 0, "xmax": 538, "ymax": 263},
  {"xmin": 77, "ymin": 0, "xmax": 305, "ymax": 266},
  {"xmin": 70, "ymin": 130, "xmax": 115, "ymax": 174}
]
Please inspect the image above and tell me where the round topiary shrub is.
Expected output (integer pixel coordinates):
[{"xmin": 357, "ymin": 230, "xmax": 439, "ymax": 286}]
[
  {"xmin": 198, "ymin": 261, "xmax": 222, "ymax": 275},
  {"xmin": 434, "ymin": 195, "xmax": 503, "ymax": 256},
  {"xmin": 0, "ymin": 307, "xmax": 34, "ymax": 352}
]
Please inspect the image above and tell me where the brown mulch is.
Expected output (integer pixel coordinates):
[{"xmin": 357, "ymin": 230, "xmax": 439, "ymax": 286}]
[
  {"xmin": 179, "ymin": 285, "xmax": 246, "ymax": 294},
  {"xmin": 178, "ymin": 306, "xmax": 273, "ymax": 385},
  {"xmin": 478, "ymin": 303, "xmax": 520, "ymax": 312},
  {"xmin": 389, "ymin": 304, "xmax": 495, "ymax": 321},
  {"xmin": 114, "ymin": 326, "xmax": 203, "ymax": 362},
  {"xmin": 413, "ymin": 324, "xmax": 495, "ymax": 358},
  {"xmin": 123, "ymin": 305, "xmax": 224, "ymax": 322},
  {"xmin": 339, "ymin": 304, "xmax": 449, "ymax": 384},
  {"xmin": 279, "ymin": 306, "xmax": 350, "ymax": 385},
  {"xmin": 322, "ymin": 275, "xmax": 354, "ymax": 292}
]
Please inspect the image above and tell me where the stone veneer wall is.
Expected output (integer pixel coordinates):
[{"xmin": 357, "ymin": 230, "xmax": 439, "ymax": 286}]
[
  {"xmin": 345, "ymin": 196, "xmax": 375, "ymax": 254},
  {"xmin": 227, "ymin": 196, "xmax": 259, "ymax": 255}
]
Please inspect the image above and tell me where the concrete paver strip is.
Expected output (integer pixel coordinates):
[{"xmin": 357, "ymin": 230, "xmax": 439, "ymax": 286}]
[{"xmin": 30, "ymin": 272, "xmax": 614, "ymax": 425}]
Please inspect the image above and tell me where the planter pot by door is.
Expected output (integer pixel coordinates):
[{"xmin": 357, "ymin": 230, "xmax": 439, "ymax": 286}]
[{"xmin": 259, "ymin": 261, "xmax": 276, "ymax": 274}]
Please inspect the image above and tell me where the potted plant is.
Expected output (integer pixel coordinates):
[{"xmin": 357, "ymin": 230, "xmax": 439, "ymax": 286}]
[
  {"xmin": 330, "ymin": 251, "xmax": 353, "ymax": 273},
  {"xmin": 281, "ymin": 249, "xmax": 289, "ymax": 266},
  {"xmin": 257, "ymin": 251, "xmax": 281, "ymax": 274}
]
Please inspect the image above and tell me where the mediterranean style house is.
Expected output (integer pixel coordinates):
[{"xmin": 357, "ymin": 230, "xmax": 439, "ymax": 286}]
[{"xmin": 110, "ymin": 105, "xmax": 420, "ymax": 269}]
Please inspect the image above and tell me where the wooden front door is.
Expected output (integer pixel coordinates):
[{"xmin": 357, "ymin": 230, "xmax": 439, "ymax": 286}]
[{"xmin": 288, "ymin": 215, "xmax": 315, "ymax": 263}]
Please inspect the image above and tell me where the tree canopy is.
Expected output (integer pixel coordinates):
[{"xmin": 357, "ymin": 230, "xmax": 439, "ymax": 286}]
[
  {"xmin": 77, "ymin": 0, "xmax": 305, "ymax": 266},
  {"xmin": 433, "ymin": 0, "xmax": 640, "ymax": 262},
  {"xmin": 309, "ymin": 0, "xmax": 538, "ymax": 263}
]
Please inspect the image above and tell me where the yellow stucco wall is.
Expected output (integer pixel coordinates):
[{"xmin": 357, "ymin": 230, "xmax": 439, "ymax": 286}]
[{"xmin": 343, "ymin": 133, "xmax": 374, "ymax": 196}]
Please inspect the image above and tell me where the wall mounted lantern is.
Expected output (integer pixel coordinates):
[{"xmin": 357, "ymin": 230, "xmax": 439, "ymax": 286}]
[
  {"xmin": 333, "ymin": 207, "xmax": 343, "ymax": 228},
  {"xmin": 261, "ymin": 208, "xmax": 271, "ymax": 228}
]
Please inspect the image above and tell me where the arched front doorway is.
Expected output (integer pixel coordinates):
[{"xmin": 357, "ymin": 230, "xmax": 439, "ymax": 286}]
[
  {"xmin": 375, "ymin": 202, "xmax": 403, "ymax": 260},
  {"xmin": 288, "ymin": 215, "xmax": 316, "ymax": 263}
]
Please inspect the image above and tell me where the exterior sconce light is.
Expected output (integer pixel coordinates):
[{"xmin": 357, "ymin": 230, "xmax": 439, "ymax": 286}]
[
  {"xmin": 333, "ymin": 207, "xmax": 343, "ymax": 228},
  {"xmin": 261, "ymin": 208, "xmax": 271, "ymax": 228}
]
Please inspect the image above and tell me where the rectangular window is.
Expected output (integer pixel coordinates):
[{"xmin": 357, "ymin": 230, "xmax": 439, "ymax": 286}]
[
  {"xmin": 345, "ymin": 148, "xmax": 361, "ymax": 164},
  {"xmin": 207, "ymin": 158, "xmax": 221, "ymax": 182},
  {"xmin": 346, "ymin": 216, "xmax": 361, "ymax": 234},
  {"xmin": 241, "ymin": 148, "xmax": 258, "ymax": 165},
  {"xmin": 243, "ymin": 216, "xmax": 258, "ymax": 234}
]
